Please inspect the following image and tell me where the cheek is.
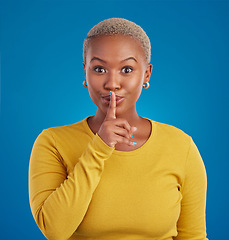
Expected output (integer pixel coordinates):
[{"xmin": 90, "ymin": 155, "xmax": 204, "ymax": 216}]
[
  {"xmin": 124, "ymin": 72, "xmax": 144, "ymax": 93},
  {"xmin": 128, "ymin": 73, "xmax": 145, "ymax": 102},
  {"xmin": 86, "ymin": 74, "xmax": 106, "ymax": 108},
  {"xmin": 87, "ymin": 72, "xmax": 102, "ymax": 92},
  {"xmin": 87, "ymin": 84, "xmax": 99, "ymax": 104}
]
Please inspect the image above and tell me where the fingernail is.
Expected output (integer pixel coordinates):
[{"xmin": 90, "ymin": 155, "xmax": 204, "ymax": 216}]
[
  {"xmin": 110, "ymin": 91, "xmax": 112, "ymax": 96},
  {"xmin": 133, "ymin": 142, "xmax": 137, "ymax": 145},
  {"xmin": 130, "ymin": 133, "xmax": 133, "ymax": 138}
]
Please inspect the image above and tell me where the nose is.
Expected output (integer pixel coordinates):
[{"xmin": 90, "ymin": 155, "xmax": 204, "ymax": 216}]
[{"xmin": 104, "ymin": 71, "xmax": 121, "ymax": 91}]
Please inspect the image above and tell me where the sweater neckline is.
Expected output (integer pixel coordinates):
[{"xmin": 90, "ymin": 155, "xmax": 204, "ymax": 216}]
[{"xmin": 83, "ymin": 116, "xmax": 156, "ymax": 156}]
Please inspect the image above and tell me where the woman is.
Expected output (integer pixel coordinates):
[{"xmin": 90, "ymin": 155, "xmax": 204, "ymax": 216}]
[{"xmin": 29, "ymin": 18, "xmax": 208, "ymax": 240}]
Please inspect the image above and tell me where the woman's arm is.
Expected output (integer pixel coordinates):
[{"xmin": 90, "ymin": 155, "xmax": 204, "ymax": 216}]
[
  {"xmin": 29, "ymin": 129, "xmax": 113, "ymax": 240},
  {"xmin": 174, "ymin": 137, "xmax": 209, "ymax": 240}
]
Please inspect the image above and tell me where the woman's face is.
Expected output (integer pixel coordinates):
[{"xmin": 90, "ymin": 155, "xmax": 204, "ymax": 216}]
[{"xmin": 83, "ymin": 34, "xmax": 152, "ymax": 117}]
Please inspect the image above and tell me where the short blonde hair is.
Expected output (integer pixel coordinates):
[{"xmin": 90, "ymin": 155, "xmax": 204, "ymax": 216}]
[{"xmin": 83, "ymin": 18, "xmax": 151, "ymax": 63}]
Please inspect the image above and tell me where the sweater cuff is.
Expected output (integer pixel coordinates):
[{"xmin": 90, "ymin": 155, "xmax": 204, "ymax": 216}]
[{"xmin": 90, "ymin": 133, "xmax": 114, "ymax": 160}]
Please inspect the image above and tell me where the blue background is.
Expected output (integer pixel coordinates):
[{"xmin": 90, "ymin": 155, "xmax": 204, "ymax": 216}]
[{"xmin": 1, "ymin": 0, "xmax": 228, "ymax": 239}]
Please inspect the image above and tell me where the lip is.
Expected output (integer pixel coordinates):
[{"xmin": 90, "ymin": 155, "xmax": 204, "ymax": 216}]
[{"xmin": 101, "ymin": 95, "xmax": 125, "ymax": 105}]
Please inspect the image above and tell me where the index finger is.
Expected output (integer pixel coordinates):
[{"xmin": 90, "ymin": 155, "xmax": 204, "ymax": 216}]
[{"xmin": 105, "ymin": 91, "xmax": 116, "ymax": 120}]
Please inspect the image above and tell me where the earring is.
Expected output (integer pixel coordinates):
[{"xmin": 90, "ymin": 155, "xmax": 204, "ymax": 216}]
[
  {"xmin": 83, "ymin": 80, "xmax": 87, "ymax": 87},
  {"xmin": 143, "ymin": 82, "xmax": 150, "ymax": 89}
]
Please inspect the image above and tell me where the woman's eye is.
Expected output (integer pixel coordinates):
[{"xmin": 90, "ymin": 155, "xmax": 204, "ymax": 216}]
[
  {"xmin": 121, "ymin": 66, "xmax": 133, "ymax": 74},
  {"xmin": 94, "ymin": 66, "xmax": 106, "ymax": 73}
]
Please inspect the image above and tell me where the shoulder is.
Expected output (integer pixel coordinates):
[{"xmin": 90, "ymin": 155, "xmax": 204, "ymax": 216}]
[
  {"xmin": 150, "ymin": 119, "xmax": 192, "ymax": 147},
  {"xmin": 153, "ymin": 120, "xmax": 190, "ymax": 137},
  {"xmin": 46, "ymin": 118, "xmax": 87, "ymax": 134},
  {"xmin": 38, "ymin": 117, "xmax": 92, "ymax": 144}
]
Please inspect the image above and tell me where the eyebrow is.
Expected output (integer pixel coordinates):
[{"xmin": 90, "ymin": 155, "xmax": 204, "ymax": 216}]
[
  {"xmin": 90, "ymin": 57, "xmax": 106, "ymax": 63},
  {"xmin": 121, "ymin": 57, "xmax": 137, "ymax": 63},
  {"xmin": 90, "ymin": 56, "xmax": 137, "ymax": 63}
]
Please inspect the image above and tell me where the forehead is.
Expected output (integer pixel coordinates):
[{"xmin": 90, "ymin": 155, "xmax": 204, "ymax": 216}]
[{"xmin": 86, "ymin": 34, "xmax": 146, "ymax": 62}]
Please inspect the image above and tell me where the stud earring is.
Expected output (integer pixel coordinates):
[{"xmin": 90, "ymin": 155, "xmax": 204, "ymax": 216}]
[
  {"xmin": 83, "ymin": 80, "xmax": 87, "ymax": 87},
  {"xmin": 143, "ymin": 82, "xmax": 150, "ymax": 89}
]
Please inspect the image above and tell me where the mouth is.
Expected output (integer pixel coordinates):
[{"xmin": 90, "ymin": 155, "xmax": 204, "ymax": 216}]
[{"xmin": 101, "ymin": 95, "xmax": 125, "ymax": 105}]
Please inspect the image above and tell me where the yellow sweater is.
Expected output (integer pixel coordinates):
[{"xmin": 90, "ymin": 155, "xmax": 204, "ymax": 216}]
[{"xmin": 29, "ymin": 117, "xmax": 208, "ymax": 240}]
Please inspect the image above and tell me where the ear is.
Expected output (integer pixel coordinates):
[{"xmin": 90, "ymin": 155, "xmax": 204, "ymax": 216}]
[
  {"xmin": 83, "ymin": 62, "xmax": 86, "ymax": 78},
  {"xmin": 144, "ymin": 63, "xmax": 153, "ymax": 83}
]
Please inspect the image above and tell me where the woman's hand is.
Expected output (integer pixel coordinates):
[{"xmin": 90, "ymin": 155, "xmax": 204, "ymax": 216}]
[{"xmin": 97, "ymin": 91, "xmax": 137, "ymax": 148}]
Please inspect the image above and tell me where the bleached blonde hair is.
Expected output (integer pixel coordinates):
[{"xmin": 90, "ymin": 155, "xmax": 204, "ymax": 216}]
[{"xmin": 83, "ymin": 18, "xmax": 151, "ymax": 63}]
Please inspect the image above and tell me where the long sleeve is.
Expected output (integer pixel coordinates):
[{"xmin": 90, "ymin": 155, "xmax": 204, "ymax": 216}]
[
  {"xmin": 29, "ymin": 129, "xmax": 114, "ymax": 240},
  {"xmin": 174, "ymin": 137, "xmax": 208, "ymax": 240}
]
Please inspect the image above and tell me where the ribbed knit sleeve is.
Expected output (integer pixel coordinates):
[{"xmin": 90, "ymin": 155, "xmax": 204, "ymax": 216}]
[
  {"xmin": 174, "ymin": 137, "xmax": 208, "ymax": 240},
  {"xmin": 29, "ymin": 129, "xmax": 114, "ymax": 240}
]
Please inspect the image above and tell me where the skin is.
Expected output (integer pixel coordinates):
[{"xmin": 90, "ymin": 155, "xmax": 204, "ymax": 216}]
[{"xmin": 83, "ymin": 34, "xmax": 153, "ymax": 150}]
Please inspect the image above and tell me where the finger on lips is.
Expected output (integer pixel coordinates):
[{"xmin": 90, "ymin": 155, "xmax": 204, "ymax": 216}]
[
  {"xmin": 105, "ymin": 91, "xmax": 137, "ymax": 146},
  {"xmin": 110, "ymin": 91, "xmax": 116, "ymax": 119}
]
